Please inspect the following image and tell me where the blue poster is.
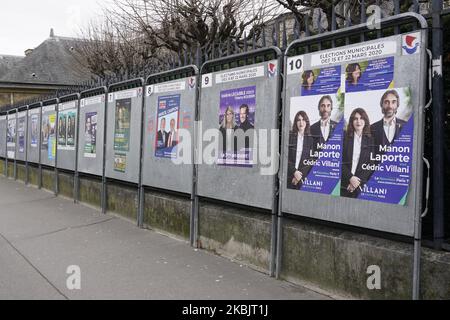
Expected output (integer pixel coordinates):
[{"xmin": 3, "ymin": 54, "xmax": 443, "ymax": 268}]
[
  {"xmin": 301, "ymin": 66, "xmax": 341, "ymax": 96},
  {"xmin": 342, "ymin": 87, "xmax": 413, "ymax": 205},
  {"xmin": 345, "ymin": 57, "xmax": 394, "ymax": 93},
  {"xmin": 287, "ymin": 93, "xmax": 344, "ymax": 195},
  {"xmin": 155, "ymin": 94, "xmax": 180, "ymax": 159}
]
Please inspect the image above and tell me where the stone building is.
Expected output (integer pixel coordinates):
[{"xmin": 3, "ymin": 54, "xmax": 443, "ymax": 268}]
[{"xmin": 0, "ymin": 29, "xmax": 93, "ymax": 110}]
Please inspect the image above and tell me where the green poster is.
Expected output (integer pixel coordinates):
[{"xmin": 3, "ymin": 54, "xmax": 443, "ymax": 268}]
[
  {"xmin": 114, "ymin": 153, "xmax": 127, "ymax": 173},
  {"xmin": 58, "ymin": 113, "xmax": 67, "ymax": 145},
  {"xmin": 67, "ymin": 111, "xmax": 76, "ymax": 146},
  {"xmin": 114, "ymin": 98, "xmax": 131, "ymax": 151}
]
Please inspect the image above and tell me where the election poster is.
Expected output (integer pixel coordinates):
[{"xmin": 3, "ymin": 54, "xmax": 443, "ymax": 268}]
[
  {"xmin": 58, "ymin": 110, "xmax": 76, "ymax": 150},
  {"xmin": 48, "ymin": 114, "xmax": 56, "ymax": 161},
  {"xmin": 301, "ymin": 66, "xmax": 341, "ymax": 96},
  {"xmin": 18, "ymin": 118, "xmax": 25, "ymax": 153},
  {"xmin": 114, "ymin": 153, "xmax": 127, "ymax": 173},
  {"xmin": 41, "ymin": 115, "xmax": 49, "ymax": 151},
  {"xmin": 67, "ymin": 111, "xmax": 76, "ymax": 146},
  {"xmin": 58, "ymin": 113, "xmax": 67, "ymax": 146},
  {"xmin": 30, "ymin": 114, "xmax": 38, "ymax": 148},
  {"xmin": 218, "ymin": 86, "xmax": 256, "ymax": 167},
  {"xmin": 7, "ymin": 118, "xmax": 16, "ymax": 147},
  {"xmin": 343, "ymin": 87, "xmax": 413, "ymax": 205},
  {"xmin": 288, "ymin": 93, "xmax": 344, "ymax": 195},
  {"xmin": 345, "ymin": 57, "xmax": 394, "ymax": 93},
  {"xmin": 155, "ymin": 94, "xmax": 180, "ymax": 159},
  {"xmin": 84, "ymin": 112, "xmax": 97, "ymax": 158},
  {"xmin": 114, "ymin": 98, "xmax": 131, "ymax": 152}
]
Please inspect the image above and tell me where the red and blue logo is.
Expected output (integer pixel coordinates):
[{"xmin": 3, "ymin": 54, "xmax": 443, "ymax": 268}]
[
  {"xmin": 188, "ymin": 77, "xmax": 196, "ymax": 89},
  {"xmin": 402, "ymin": 34, "xmax": 420, "ymax": 55},
  {"xmin": 268, "ymin": 62, "xmax": 277, "ymax": 77}
]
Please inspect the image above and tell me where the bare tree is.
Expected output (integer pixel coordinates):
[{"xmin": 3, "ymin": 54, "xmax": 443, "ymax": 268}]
[
  {"xmin": 72, "ymin": 0, "xmax": 284, "ymax": 79},
  {"xmin": 274, "ymin": 0, "xmax": 428, "ymax": 35}
]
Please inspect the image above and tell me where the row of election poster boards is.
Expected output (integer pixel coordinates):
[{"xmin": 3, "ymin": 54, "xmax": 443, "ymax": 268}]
[
  {"xmin": 281, "ymin": 30, "xmax": 427, "ymax": 237},
  {"xmin": 0, "ymin": 29, "xmax": 427, "ymax": 237},
  {"xmin": 0, "ymin": 68, "xmax": 200, "ymax": 198}
]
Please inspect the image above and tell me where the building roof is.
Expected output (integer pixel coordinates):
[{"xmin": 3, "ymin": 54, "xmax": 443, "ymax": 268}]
[
  {"xmin": 0, "ymin": 55, "xmax": 24, "ymax": 79},
  {"xmin": 0, "ymin": 33, "xmax": 93, "ymax": 86}
]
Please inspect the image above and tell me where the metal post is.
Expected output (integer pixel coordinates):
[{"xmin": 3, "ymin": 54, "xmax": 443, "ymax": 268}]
[
  {"xmin": 275, "ymin": 203, "xmax": 283, "ymax": 279},
  {"xmin": 138, "ymin": 185, "xmax": 144, "ymax": 227},
  {"xmin": 192, "ymin": 77, "xmax": 201, "ymax": 248},
  {"xmin": 3, "ymin": 114, "xmax": 6, "ymax": 176},
  {"xmin": 190, "ymin": 125, "xmax": 196, "ymax": 247},
  {"xmin": 54, "ymin": 102, "xmax": 59, "ymax": 196},
  {"xmin": 25, "ymin": 107, "xmax": 29, "ymax": 185},
  {"xmin": 5, "ymin": 112, "xmax": 9, "ymax": 178},
  {"xmin": 414, "ymin": 157, "xmax": 431, "ymax": 299},
  {"xmin": 270, "ymin": 198, "xmax": 278, "ymax": 278},
  {"xmin": 38, "ymin": 106, "xmax": 42, "ymax": 190},
  {"xmin": 432, "ymin": 0, "xmax": 445, "ymax": 250},
  {"xmin": 14, "ymin": 110, "xmax": 17, "ymax": 181},
  {"xmin": 413, "ymin": 222, "xmax": 422, "ymax": 300},
  {"xmin": 137, "ymin": 83, "xmax": 146, "ymax": 228},
  {"xmin": 190, "ymin": 99, "xmax": 198, "ymax": 247},
  {"xmin": 101, "ymin": 92, "xmax": 108, "ymax": 214},
  {"xmin": 275, "ymin": 57, "xmax": 289, "ymax": 280},
  {"xmin": 271, "ymin": 52, "xmax": 284, "ymax": 278},
  {"xmin": 74, "ymin": 97, "xmax": 81, "ymax": 203},
  {"xmin": 190, "ymin": 188, "xmax": 196, "ymax": 247}
]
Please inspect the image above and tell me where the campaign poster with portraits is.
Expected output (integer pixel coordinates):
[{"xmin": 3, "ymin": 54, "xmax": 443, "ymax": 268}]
[
  {"xmin": 114, "ymin": 98, "xmax": 131, "ymax": 152},
  {"xmin": 301, "ymin": 66, "xmax": 341, "ymax": 96},
  {"xmin": 30, "ymin": 114, "xmax": 38, "ymax": 148},
  {"xmin": 48, "ymin": 114, "xmax": 56, "ymax": 160},
  {"xmin": 218, "ymin": 86, "xmax": 256, "ymax": 167},
  {"xmin": 343, "ymin": 87, "xmax": 413, "ymax": 205},
  {"xmin": 58, "ymin": 112, "xmax": 67, "ymax": 146},
  {"xmin": 345, "ymin": 57, "xmax": 394, "ymax": 93},
  {"xmin": 288, "ymin": 93, "xmax": 344, "ymax": 195},
  {"xmin": 41, "ymin": 115, "xmax": 49, "ymax": 151},
  {"xmin": 67, "ymin": 111, "xmax": 76, "ymax": 146},
  {"xmin": 58, "ymin": 110, "xmax": 76, "ymax": 150},
  {"xmin": 18, "ymin": 118, "xmax": 25, "ymax": 153},
  {"xmin": 155, "ymin": 94, "xmax": 180, "ymax": 159},
  {"xmin": 84, "ymin": 112, "xmax": 97, "ymax": 158},
  {"xmin": 7, "ymin": 118, "xmax": 16, "ymax": 147}
]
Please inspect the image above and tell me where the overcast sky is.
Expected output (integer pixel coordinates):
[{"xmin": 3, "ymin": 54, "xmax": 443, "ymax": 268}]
[{"xmin": 0, "ymin": 0, "xmax": 108, "ymax": 56}]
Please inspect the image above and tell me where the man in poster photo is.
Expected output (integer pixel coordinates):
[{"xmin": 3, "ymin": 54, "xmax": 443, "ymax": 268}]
[
  {"xmin": 238, "ymin": 103, "xmax": 254, "ymax": 151},
  {"xmin": 157, "ymin": 117, "xmax": 169, "ymax": 149},
  {"xmin": 238, "ymin": 104, "xmax": 254, "ymax": 132},
  {"xmin": 166, "ymin": 118, "xmax": 178, "ymax": 148},
  {"xmin": 310, "ymin": 95, "xmax": 337, "ymax": 145},
  {"xmin": 370, "ymin": 89, "xmax": 406, "ymax": 152}
]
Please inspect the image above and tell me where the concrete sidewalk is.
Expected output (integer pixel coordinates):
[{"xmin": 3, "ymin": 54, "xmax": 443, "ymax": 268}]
[{"xmin": 0, "ymin": 176, "xmax": 331, "ymax": 300}]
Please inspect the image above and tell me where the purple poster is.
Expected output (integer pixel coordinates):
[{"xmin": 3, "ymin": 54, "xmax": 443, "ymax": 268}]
[
  {"xmin": 342, "ymin": 87, "xmax": 413, "ymax": 205},
  {"xmin": 345, "ymin": 57, "xmax": 394, "ymax": 93},
  {"xmin": 288, "ymin": 93, "xmax": 344, "ymax": 195},
  {"xmin": 301, "ymin": 66, "xmax": 341, "ymax": 96},
  {"xmin": 218, "ymin": 86, "xmax": 256, "ymax": 167}
]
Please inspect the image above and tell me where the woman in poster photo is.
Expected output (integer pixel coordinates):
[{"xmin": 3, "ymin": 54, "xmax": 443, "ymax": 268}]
[
  {"xmin": 346, "ymin": 63, "xmax": 362, "ymax": 87},
  {"xmin": 287, "ymin": 110, "xmax": 314, "ymax": 190},
  {"xmin": 301, "ymin": 70, "xmax": 315, "ymax": 92},
  {"xmin": 341, "ymin": 108, "xmax": 375, "ymax": 198},
  {"xmin": 220, "ymin": 106, "xmax": 237, "ymax": 155}
]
